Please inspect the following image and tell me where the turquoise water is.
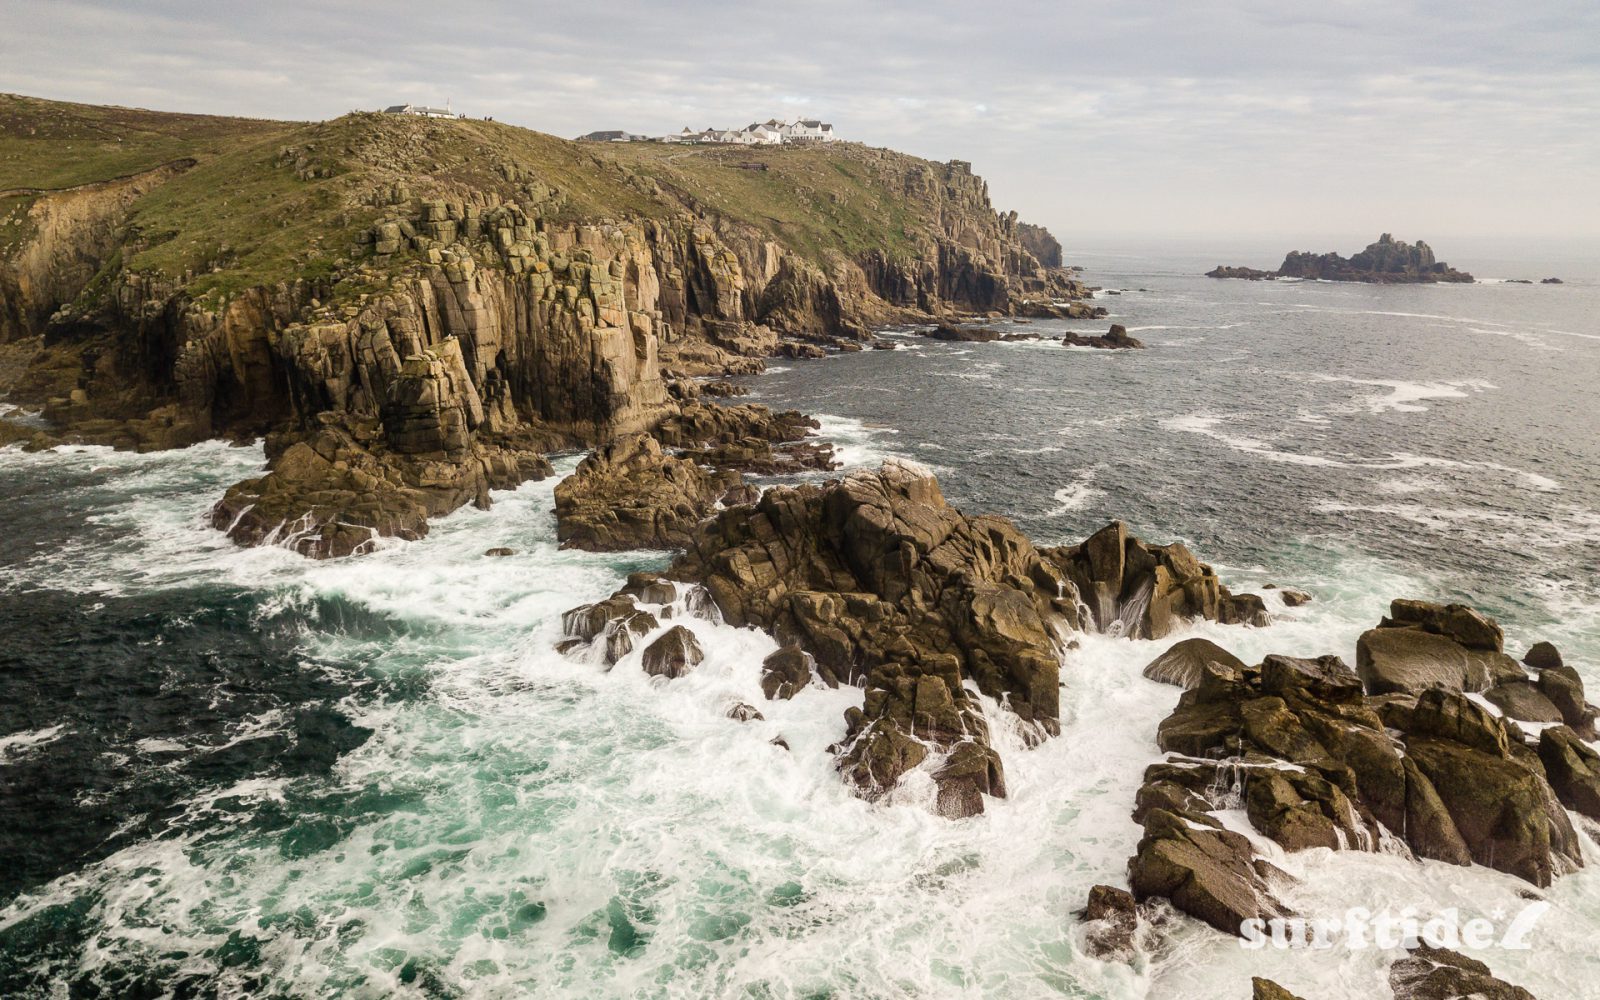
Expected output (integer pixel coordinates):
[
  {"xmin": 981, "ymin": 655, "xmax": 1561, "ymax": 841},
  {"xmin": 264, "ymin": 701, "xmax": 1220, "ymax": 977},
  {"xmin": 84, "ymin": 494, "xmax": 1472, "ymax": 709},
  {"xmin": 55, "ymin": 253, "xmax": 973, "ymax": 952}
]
[{"xmin": 2, "ymin": 248, "xmax": 1598, "ymax": 998}]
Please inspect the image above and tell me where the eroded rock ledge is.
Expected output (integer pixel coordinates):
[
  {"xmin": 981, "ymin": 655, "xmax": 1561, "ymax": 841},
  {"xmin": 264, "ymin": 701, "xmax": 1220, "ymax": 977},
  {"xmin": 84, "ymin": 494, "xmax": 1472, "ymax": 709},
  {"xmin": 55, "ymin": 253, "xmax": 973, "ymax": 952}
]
[
  {"xmin": 559, "ymin": 460, "xmax": 1268, "ymax": 817},
  {"xmin": 1124, "ymin": 598, "xmax": 1598, "ymax": 944}
]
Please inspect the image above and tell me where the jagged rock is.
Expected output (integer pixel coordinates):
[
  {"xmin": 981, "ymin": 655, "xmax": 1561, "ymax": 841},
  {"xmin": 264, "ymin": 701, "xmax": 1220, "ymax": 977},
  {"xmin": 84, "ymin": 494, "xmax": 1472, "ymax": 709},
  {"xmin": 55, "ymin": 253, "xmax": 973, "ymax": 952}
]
[
  {"xmin": 1535, "ymin": 664, "xmax": 1598, "ymax": 738},
  {"xmin": 652, "ymin": 401, "xmax": 836, "ymax": 475},
  {"xmin": 1404, "ymin": 732, "xmax": 1580, "ymax": 887},
  {"xmin": 1220, "ymin": 593, "xmax": 1272, "ymax": 627},
  {"xmin": 1061, "ymin": 323, "xmax": 1145, "ymax": 349},
  {"xmin": 1538, "ymin": 726, "xmax": 1600, "ymax": 818},
  {"xmin": 554, "ymin": 434, "xmax": 739, "ymax": 551},
  {"xmin": 1483, "ymin": 680, "xmax": 1563, "ymax": 724},
  {"xmin": 662, "ymin": 459, "xmax": 1078, "ymax": 813},
  {"xmin": 1523, "ymin": 641, "xmax": 1563, "ymax": 670},
  {"xmin": 1212, "ymin": 235, "xmax": 1474, "ymax": 284},
  {"xmin": 1357, "ymin": 604, "xmax": 1524, "ymax": 695},
  {"xmin": 1388, "ymin": 945, "xmax": 1535, "ymax": 1000},
  {"xmin": 620, "ymin": 572, "xmax": 678, "ymax": 605},
  {"xmin": 1275, "ymin": 588, "xmax": 1312, "ymax": 607},
  {"xmin": 1047, "ymin": 521, "xmax": 1250, "ymax": 639},
  {"xmin": 1137, "ymin": 626, "xmax": 1585, "ymax": 924},
  {"xmin": 209, "ymin": 422, "xmax": 551, "ymax": 559},
  {"xmin": 605, "ymin": 609, "xmax": 660, "ymax": 665},
  {"xmin": 926, "ymin": 322, "xmax": 1002, "ymax": 342},
  {"xmin": 727, "ymin": 702, "xmax": 765, "ymax": 723},
  {"xmin": 1385, "ymin": 599, "xmax": 1504, "ymax": 651},
  {"xmin": 1251, "ymin": 978, "xmax": 1306, "ymax": 1000},
  {"xmin": 1129, "ymin": 808, "xmax": 1289, "ymax": 935},
  {"xmin": 484, "ymin": 547, "xmax": 515, "ymax": 557},
  {"xmin": 1142, "ymin": 638, "xmax": 1248, "ymax": 689},
  {"xmin": 1080, "ymin": 884, "xmax": 1138, "ymax": 962},
  {"xmin": 563, "ymin": 596, "xmax": 637, "ymax": 641},
  {"xmin": 641, "ymin": 624, "xmax": 703, "ymax": 679},
  {"xmin": 760, "ymin": 645, "xmax": 814, "ymax": 700}
]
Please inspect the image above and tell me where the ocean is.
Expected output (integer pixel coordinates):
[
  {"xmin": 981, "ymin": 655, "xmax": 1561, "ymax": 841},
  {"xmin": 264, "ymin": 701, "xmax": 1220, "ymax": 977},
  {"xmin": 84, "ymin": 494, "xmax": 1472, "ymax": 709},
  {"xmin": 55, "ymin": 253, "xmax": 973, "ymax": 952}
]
[{"xmin": 2, "ymin": 243, "xmax": 1598, "ymax": 998}]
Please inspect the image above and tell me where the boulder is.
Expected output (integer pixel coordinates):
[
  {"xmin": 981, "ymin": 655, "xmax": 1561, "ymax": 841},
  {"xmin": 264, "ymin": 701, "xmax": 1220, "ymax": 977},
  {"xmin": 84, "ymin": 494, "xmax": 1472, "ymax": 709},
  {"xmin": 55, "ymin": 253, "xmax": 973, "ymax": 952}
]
[
  {"xmin": 1384, "ymin": 599, "xmax": 1503, "ymax": 651},
  {"xmin": 727, "ymin": 702, "xmax": 765, "ymax": 723},
  {"xmin": 641, "ymin": 625, "xmax": 703, "ymax": 679},
  {"xmin": 1538, "ymin": 726, "xmax": 1600, "ymax": 818},
  {"xmin": 484, "ymin": 547, "xmax": 515, "ymax": 557},
  {"xmin": 760, "ymin": 645, "xmax": 814, "ymax": 700},
  {"xmin": 1483, "ymin": 680, "xmax": 1563, "ymax": 724},
  {"xmin": 605, "ymin": 610, "xmax": 660, "ymax": 665},
  {"xmin": 1080, "ymin": 884, "xmax": 1138, "ymax": 962},
  {"xmin": 1220, "ymin": 593, "xmax": 1272, "ymax": 627},
  {"xmin": 1259, "ymin": 653, "xmax": 1363, "ymax": 703},
  {"xmin": 1251, "ymin": 979, "xmax": 1307, "ymax": 1000},
  {"xmin": 1536, "ymin": 665, "xmax": 1598, "ymax": 738},
  {"xmin": 1388, "ymin": 945, "xmax": 1536, "ymax": 1000},
  {"xmin": 1142, "ymin": 638, "xmax": 1247, "ymax": 689},
  {"xmin": 1047, "ymin": 521, "xmax": 1246, "ymax": 639},
  {"xmin": 1128, "ymin": 808, "xmax": 1289, "ymax": 935},
  {"xmin": 1523, "ymin": 641, "xmax": 1563, "ymax": 671},
  {"xmin": 1276, "ymin": 588, "xmax": 1313, "ymax": 607},
  {"xmin": 1356, "ymin": 627, "xmax": 1522, "ymax": 695},
  {"xmin": 1404, "ymin": 737, "xmax": 1581, "ymax": 887}
]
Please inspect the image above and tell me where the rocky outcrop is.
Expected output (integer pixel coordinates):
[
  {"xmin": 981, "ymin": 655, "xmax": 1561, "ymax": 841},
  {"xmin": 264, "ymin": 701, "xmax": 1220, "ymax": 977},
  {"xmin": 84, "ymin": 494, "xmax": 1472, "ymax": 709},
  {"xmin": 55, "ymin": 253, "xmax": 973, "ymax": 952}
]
[
  {"xmin": 1079, "ymin": 884, "xmax": 1139, "ymax": 961},
  {"xmin": 1129, "ymin": 606, "xmax": 1593, "ymax": 935},
  {"xmin": 1388, "ymin": 946, "xmax": 1536, "ymax": 1000},
  {"xmin": 553, "ymin": 400, "xmax": 837, "ymax": 551},
  {"xmin": 1356, "ymin": 599, "xmax": 1524, "ymax": 695},
  {"xmin": 553, "ymin": 434, "xmax": 739, "ymax": 551},
  {"xmin": 1205, "ymin": 265, "xmax": 1277, "ymax": 281},
  {"xmin": 1046, "ymin": 521, "xmax": 1269, "ymax": 638},
  {"xmin": 560, "ymin": 460, "xmax": 1089, "ymax": 817},
  {"xmin": 1061, "ymin": 324, "xmax": 1144, "ymax": 350},
  {"xmin": 1208, "ymin": 234, "xmax": 1474, "ymax": 284},
  {"xmin": 3, "ymin": 104, "xmax": 1099, "ymax": 558},
  {"xmin": 1016, "ymin": 222, "xmax": 1063, "ymax": 269}
]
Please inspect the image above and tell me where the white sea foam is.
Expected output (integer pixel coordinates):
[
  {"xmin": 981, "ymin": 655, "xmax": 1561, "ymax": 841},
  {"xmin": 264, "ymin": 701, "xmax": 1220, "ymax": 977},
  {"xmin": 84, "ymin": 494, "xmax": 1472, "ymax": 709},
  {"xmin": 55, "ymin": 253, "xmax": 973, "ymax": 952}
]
[
  {"xmin": 4, "ymin": 417, "xmax": 1599, "ymax": 998},
  {"xmin": 1046, "ymin": 468, "xmax": 1107, "ymax": 516},
  {"xmin": 0, "ymin": 724, "xmax": 68, "ymax": 762}
]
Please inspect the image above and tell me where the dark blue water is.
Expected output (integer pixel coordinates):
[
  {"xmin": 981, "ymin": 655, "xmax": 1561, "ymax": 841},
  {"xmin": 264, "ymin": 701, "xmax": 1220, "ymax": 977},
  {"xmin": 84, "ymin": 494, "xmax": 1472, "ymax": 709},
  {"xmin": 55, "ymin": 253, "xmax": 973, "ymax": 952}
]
[{"xmin": 2, "ymin": 245, "xmax": 1599, "ymax": 998}]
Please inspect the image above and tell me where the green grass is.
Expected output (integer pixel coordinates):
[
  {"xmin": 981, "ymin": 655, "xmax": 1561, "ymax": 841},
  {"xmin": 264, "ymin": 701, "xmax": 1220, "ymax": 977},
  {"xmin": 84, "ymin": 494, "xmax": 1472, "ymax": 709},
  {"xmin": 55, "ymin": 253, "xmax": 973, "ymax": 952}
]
[{"xmin": 2, "ymin": 95, "xmax": 989, "ymax": 311}]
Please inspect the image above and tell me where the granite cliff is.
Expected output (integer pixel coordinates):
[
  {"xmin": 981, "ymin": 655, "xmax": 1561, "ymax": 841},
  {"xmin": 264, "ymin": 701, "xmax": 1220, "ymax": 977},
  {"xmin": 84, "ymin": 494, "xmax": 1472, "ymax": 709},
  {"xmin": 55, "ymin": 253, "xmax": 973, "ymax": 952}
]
[
  {"xmin": 1208, "ymin": 234, "xmax": 1475, "ymax": 283},
  {"xmin": 0, "ymin": 94, "xmax": 1095, "ymax": 554}
]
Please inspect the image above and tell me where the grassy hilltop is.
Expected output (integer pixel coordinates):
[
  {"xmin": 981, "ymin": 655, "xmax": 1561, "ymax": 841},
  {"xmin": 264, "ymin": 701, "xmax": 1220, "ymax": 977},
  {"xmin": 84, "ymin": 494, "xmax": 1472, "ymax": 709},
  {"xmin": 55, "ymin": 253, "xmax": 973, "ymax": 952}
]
[{"xmin": 1, "ymin": 94, "xmax": 992, "ymax": 308}]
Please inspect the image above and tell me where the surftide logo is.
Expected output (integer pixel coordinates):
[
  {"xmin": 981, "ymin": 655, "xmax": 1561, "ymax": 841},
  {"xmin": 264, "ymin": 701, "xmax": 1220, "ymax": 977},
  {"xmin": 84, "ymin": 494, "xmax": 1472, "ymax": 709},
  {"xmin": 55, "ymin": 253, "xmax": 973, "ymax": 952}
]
[{"xmin": 1239, "ymin": 903, "xmax": 1550, "ymax": 951}]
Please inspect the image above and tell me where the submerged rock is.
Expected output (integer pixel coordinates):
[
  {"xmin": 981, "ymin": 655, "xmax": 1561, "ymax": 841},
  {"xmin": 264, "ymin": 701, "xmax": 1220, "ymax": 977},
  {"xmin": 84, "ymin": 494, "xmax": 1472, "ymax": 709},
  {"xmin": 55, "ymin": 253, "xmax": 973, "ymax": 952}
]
[
  {"xmin": 1388, "ymin": 945, "xmax": 1536, "ymax": 1000},
  {"xmin": 1080, "ymin": 884, "xmax": 1139, "ymax": 962}
]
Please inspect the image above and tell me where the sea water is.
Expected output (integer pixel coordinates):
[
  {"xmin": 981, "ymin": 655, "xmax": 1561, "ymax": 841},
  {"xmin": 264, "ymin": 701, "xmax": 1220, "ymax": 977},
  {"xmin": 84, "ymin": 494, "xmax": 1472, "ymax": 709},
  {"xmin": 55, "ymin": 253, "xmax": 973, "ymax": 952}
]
[{"xmin": 2, "ymin": 243, "xmax": 1599, "ymax": 998}]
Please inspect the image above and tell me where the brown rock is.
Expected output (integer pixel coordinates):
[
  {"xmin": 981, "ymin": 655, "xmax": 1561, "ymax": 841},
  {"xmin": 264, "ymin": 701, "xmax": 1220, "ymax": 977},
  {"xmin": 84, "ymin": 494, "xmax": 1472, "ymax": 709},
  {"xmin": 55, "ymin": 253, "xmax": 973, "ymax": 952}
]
[
  {"xmin": 1142, "ymin": 638, "xmax": 1248, "ymax": 689},
  {"xmin": 1080, "ymin": 884, "xmax": 1139, "ymax": 962},
  {"xmin": 1388, "ymin": 945, "xmax": 1536, "ymax": 1000},
  {"xmin": 641, "ymin": 625, "xmax": 703, "ymax": 679}
]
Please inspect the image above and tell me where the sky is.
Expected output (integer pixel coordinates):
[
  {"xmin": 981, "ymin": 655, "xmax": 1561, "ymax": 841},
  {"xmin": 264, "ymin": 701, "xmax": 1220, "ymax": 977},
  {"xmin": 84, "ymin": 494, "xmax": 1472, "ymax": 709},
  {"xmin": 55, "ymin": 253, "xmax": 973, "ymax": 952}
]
[{"xmin": 2, "ymin": 0, "xmax": 1596, "ymax": 245}]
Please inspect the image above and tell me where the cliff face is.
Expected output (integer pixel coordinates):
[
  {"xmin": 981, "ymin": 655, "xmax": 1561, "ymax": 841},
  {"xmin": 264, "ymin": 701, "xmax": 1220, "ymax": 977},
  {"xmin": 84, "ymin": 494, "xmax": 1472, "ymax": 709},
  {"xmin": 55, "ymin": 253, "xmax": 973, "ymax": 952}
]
[{"xmin": 0, "ymin": 98, "xmax": 1093, "ymax": 555}]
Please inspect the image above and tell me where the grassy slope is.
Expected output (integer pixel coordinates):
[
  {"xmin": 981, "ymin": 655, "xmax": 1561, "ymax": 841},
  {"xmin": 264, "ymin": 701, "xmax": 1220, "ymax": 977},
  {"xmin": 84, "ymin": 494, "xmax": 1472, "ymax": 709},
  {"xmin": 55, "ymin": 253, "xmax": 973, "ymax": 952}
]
[{"xmin": 2, "ymin": 95, "xmax": 972, "ymax": 307}]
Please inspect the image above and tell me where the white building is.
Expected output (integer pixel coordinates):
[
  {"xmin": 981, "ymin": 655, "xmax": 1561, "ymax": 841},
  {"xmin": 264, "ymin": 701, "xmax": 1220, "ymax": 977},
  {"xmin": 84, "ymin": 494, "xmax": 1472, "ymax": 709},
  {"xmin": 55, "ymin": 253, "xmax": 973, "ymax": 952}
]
[
  {"xmin": 779, "ymin": 119, "xmax": 837, "ymax": 142},
  {"xmin": 384, "ymin": 103, "xmax": 457, "ymax": 119}
]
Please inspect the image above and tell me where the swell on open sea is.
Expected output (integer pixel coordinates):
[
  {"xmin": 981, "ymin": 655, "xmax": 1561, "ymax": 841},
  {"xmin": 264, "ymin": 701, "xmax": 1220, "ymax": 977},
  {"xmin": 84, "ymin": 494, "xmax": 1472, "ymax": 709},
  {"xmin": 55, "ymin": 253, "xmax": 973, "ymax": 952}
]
[{"xmin": 2, "ymin": 239, "xmax": 1599, "ymax": 998}]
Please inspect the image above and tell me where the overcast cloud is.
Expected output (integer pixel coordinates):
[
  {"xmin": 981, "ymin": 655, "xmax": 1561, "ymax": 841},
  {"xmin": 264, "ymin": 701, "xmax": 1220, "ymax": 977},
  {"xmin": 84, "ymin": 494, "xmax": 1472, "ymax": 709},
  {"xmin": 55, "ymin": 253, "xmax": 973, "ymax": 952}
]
[{"xmin": 2, "ymin": 0, "xmax": 1596, "ymax": 242}]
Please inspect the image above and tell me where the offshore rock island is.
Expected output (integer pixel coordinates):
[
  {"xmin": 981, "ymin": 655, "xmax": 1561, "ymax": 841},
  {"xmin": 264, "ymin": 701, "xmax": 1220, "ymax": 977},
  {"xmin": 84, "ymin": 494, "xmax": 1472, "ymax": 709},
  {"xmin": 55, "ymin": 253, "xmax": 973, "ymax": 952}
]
[
  {"xmin": 1208, "ymin": 233, "xmax": 1475, "ymax": 283},
  {"xmin": 0, "ymin": 94, "xmax": 1578, "ymax": 999}
]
